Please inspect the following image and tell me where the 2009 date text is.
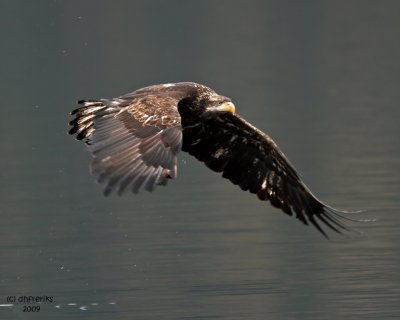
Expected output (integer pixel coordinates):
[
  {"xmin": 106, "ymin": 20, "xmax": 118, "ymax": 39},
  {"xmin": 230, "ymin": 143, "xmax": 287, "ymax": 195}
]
[{"xmin": 23, "ymin": 306, "xmax": 41, "ymax": 312}]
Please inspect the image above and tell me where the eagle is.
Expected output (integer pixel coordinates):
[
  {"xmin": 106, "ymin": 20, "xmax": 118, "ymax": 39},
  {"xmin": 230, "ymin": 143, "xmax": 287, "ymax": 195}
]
[{"xmin": 69, "ymin": 82, "xmax": 362, "ymax": 237}]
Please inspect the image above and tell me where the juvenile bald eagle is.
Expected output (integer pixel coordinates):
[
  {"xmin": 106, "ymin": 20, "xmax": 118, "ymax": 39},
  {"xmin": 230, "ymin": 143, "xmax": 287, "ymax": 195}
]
[{"xmin": 69, "ymin": 82, "xmax": 361, "ymax": 237}]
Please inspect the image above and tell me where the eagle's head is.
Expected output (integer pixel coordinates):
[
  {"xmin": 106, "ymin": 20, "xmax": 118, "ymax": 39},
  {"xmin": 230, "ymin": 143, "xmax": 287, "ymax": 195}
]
[
  {"xmin": 203, "ymin": 94, "xmax": 236, "ymax": 115},
  {"xmin": 178, "ymin": 89, "xmax": 236, "ymax": 121}
]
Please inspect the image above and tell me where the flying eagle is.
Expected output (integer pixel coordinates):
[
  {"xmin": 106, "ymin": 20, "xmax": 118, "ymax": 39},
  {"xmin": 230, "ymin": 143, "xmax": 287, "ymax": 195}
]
[{"xmin": 69, "ymin": 82, "xmax": 361, "ymax": 237}]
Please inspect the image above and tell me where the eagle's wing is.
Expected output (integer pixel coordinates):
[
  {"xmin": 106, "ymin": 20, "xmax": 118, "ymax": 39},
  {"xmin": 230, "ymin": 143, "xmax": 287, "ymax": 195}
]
[
  {"xmin": 69, "ymin": 94, "xmax": 183, "ymax": 196},
  {"xmin": 181, "ymin": 112, "xmax": 355, "ymax": 236}
]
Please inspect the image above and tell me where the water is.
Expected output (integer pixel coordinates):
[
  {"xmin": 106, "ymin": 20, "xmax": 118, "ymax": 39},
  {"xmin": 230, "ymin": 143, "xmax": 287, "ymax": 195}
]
[{"xmin": 1, "ymin": 1, "xmax": 399, "ymax": 319}]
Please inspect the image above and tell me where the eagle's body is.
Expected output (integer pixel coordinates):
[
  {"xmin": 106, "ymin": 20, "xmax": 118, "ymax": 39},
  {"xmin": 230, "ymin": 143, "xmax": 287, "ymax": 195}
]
[{"xmin": 69, "ymin": 82, "xmax": 358, "ymax": 236}]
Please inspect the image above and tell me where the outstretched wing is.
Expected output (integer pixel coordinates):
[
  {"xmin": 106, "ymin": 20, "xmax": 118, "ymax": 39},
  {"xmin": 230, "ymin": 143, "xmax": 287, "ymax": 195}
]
[
  {"xmin": 69, "ymin": 94, "xmax": 183, "ymax": 195},
  {"xmin": 181, "ymin": 112, "xmax": 354, "ymax": 237}
]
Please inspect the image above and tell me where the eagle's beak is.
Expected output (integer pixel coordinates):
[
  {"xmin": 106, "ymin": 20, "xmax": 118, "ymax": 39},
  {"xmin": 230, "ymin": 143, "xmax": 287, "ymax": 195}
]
[{"xmin": 207, "ymin": 101, "xmax": 236, "ymax": 114}]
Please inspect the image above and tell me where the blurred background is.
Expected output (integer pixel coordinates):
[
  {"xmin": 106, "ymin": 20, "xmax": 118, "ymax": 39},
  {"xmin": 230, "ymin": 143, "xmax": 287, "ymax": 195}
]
[{"xmin": 1, "ymin": 1, "xmax": 399, "ymax": 319}]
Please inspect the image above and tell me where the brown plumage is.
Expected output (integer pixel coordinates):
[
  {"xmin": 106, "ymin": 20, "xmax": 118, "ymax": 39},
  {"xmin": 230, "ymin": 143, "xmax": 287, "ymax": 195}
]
[{"xmin": 69, "ymin": 82, "xmax": 363, "ymax": 237}]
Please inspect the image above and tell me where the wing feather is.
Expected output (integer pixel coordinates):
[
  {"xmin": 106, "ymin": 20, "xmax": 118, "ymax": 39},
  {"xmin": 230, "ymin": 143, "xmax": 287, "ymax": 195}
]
[
  {"xmin": 69, "ymin": 92, "xmax": 183, "ymax": 195},
  {"xmin": 182, "ymin": 112, "xmax": 356, "ymax": 237}
]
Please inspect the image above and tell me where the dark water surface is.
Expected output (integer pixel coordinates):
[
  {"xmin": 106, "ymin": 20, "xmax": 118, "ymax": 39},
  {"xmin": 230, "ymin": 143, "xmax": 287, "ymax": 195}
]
[{"xmin": 1, "ymin": 1, "xmax": 400, "ymax": 319}]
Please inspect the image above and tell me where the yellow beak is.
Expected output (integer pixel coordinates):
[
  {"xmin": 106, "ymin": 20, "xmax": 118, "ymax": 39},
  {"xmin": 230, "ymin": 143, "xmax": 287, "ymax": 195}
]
[{"xmin": 206, "ymin": 101, "xmax": 236, "ymax": 114}]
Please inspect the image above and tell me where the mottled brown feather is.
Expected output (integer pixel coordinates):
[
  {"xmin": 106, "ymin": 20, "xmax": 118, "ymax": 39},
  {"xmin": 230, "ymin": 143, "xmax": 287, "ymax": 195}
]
[{"xmin": 68, "ymin": 83, "xmax": 215, "ymax": 195}]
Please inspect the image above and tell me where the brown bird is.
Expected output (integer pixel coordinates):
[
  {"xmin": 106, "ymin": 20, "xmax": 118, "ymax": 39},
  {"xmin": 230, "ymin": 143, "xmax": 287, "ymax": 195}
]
[{"xmin": 69, "ymin": 82, "xmax": 363, "ymax": 237}]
